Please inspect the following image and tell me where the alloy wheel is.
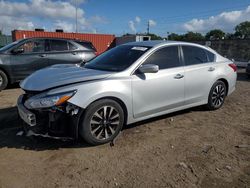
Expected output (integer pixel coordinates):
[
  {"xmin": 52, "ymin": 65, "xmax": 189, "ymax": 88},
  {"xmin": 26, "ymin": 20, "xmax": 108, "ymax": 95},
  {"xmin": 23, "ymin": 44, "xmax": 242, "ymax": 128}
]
[
  {"xmin": 90, "ymin": 106, "xmax": 120, "ymax": 140},
  {"xmin": 212, "ymin": 84, "xmax": 226, "ymax": 108}
]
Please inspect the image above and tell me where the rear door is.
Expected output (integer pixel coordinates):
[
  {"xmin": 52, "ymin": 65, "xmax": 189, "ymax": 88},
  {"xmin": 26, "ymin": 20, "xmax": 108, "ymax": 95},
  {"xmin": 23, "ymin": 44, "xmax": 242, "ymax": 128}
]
[
  {"xmin": 46, "ymin": 39, "xmax": 84, "ymax": 66},
  {"xmin": 10, "ymin": 39, "xmax": 48, "ymax": 80},
  {"xmin": 181, "ymin": 45, "xmax": 217, "ymax": 105}
]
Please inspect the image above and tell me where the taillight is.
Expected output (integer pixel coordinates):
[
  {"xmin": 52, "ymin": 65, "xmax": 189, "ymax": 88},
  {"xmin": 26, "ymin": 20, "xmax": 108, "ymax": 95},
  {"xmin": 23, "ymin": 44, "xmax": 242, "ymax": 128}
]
[{"xmin": 229, "ymin": 63, "xmax": 237, "ymax": 72}]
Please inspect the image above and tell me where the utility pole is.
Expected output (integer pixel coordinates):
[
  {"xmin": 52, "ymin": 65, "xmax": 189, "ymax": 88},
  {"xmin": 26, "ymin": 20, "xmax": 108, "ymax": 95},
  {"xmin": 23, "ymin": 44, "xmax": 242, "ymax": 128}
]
[
  {"xmin": 75, "ymin": 0, "xmax": 78, "ymax": 33},
  {"xmin": 147, "ymin": 20, "xmax": 150, "ymax": 34}
]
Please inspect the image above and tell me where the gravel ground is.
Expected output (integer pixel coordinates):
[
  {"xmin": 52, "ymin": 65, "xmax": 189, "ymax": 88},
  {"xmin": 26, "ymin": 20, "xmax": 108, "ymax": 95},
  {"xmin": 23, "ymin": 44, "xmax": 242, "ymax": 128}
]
[{"xmin": 0, "ymin": 70, "xmax": 249, "ymax": 188}]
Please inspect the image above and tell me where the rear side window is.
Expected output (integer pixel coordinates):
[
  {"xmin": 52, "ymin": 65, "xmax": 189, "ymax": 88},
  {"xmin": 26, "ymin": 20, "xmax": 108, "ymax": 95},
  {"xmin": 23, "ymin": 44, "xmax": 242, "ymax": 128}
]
[
  {"xmin": 49, "ymin": 40, "xmax": 68, "ymax": 51},
  {"xmin": 206, "ymin": 50, "xmax": 215, "ymax": 62},
  {"xmin": 76, "ymin": 41, "xmax": 97, "ymax": 51},
  {"xmin": 68, "ymin": 42, "xmax": 78, "ymax": 51},
  {"xmin": 143, "ymin": 46, "xmax": 181, "ymax": 69},
  {"xmin": 182, "ymin": 46, "xmax": 209, "ymax": 66}
]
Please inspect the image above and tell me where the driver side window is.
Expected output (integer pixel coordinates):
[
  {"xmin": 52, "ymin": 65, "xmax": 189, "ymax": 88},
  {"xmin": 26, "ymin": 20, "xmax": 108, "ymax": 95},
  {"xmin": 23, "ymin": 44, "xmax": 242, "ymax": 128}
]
[
  {"xmin": 17, "ymin": 40, "xmax": 45, "ymax": 53},
  {"xmin": 143, "ymin": 46, "xmax": 181, "ymax": 69}
]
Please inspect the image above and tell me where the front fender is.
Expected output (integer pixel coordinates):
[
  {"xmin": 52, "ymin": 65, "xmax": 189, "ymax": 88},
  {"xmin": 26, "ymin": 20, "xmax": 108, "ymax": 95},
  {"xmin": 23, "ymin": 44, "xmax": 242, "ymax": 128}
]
[{"xmin": 47, "ymin": 78, "xmax": 133, "ymax": 123}]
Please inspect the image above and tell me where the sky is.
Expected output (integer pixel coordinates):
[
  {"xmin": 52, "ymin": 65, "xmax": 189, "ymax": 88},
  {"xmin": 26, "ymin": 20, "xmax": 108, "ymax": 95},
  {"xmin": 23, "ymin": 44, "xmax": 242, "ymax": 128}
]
[{"xmin": 0, "ymin": 0, "xmax": 250, "ymax": 37}]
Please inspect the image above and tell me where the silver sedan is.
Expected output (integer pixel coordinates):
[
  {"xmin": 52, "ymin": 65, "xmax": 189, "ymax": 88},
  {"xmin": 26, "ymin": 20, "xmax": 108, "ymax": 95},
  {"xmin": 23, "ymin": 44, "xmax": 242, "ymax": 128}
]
[{"xmin": 18, "ymin": 41, "xmax": 237, "ymax": 145}]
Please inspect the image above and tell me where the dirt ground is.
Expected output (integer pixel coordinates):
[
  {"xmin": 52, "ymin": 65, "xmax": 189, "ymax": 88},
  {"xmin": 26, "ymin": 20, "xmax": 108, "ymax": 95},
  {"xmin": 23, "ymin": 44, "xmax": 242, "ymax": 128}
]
[{"xmin": 0, "ymin": 71, "xmax": 249, "ymax": 188}]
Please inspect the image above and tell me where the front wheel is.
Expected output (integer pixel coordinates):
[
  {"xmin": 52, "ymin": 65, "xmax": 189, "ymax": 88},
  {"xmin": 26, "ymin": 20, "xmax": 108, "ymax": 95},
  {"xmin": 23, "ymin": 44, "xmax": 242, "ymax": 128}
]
[
  {"xmin": 206, "ymin": 80, "xmax": 227, "ymax": 110},
  {"xmin": 79, "ymin": 99, "xmax": 124, "ymax": 145}
]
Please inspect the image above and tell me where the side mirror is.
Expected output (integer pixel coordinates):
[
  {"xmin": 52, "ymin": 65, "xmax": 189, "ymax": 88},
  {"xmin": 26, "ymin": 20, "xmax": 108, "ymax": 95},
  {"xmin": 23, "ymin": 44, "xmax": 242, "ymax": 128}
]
[
  {"xmin": 138, "ymin": 64, "xmax": 159, "ymax": 74},
  {"xmin": 11, "ymin": 48, "xmax": 24, "ymax": 54}
]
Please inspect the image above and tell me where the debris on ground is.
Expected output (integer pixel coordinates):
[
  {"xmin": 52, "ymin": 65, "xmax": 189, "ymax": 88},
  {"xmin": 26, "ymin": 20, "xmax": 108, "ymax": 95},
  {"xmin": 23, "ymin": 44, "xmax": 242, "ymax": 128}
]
[
  {"xmin": 110, "ymin": 131, "xmax": 122, "ymax": 147},
  {"xmin": 16, "ymin": 131, "xmax": 24, "ymax": 136},
  {"xmin": 179, "ymin": 162, "xmax": 188, "ymax": 169},
  {"xmin": 202, "ymin": 145, "xmax": 213, "ymax": 154},
  {"xmin": 26, "ymin": 130, "xmax": 72, "ymax": 141},
  {"xmin": 235, "ymin": 144, "xmax": 250, "ymax": 148},
  {"xmin": 216, "ymin": 168, "xmax": 221, "ymax": 172}
]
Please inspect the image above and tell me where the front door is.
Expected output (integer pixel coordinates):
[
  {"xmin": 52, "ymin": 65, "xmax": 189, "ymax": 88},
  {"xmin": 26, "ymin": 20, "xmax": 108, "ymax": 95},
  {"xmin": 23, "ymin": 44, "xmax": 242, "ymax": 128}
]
[
  {"xmin": 10, "ymin": 39, "xmax": 48, "ymax": 81},
  {"xmin": 132, "ymin": 45, "xmax": 185, "ymax": 119}
]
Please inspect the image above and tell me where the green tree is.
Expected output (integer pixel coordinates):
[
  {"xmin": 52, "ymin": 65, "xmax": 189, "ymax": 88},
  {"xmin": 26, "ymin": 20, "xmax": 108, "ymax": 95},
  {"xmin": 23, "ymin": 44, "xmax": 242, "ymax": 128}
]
[
  {"xmin": 183, "ymin": 32, "xmax": 204, "ymax": 41},
  {"xmin": 205, "ymin": 29, "xmax": 225, "ymax": 40},
  {"xmin": 167, "ymin": 32, "xmax": 204, "ymax": 41},
  {"xmin": 235, "ymin": 21, "xmax": 250, "ymax": 39},
  {"xmin": 168, "ymin": 33, "xmax": 183, "ymax": 41}
]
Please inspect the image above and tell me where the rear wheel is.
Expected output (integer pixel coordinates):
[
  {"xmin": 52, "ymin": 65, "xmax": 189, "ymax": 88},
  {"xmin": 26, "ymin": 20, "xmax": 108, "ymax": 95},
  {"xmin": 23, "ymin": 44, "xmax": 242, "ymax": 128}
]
[
  {"xmin": 79, "ymin": 99, "xmax": 124, "ymax": 145},
  {"xmin": 206, "ymin": 80, "xmax": 227, "ymax": 110},
  {"xmin": 0, "ymin": 70, "xmax": 8, "ymax": 91}
]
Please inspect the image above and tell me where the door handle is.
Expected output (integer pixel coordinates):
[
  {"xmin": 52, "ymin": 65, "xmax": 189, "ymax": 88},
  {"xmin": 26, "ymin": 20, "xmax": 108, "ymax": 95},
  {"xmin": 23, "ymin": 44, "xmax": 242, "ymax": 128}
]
[
  {"xmin": 39, "ymin": 54, "xmax": 46, "ymax": 57},
  {"xmin": 208, "ymin": 67, "xmax": 215, "ymax": 72},
  {"xmin": 72, "ymin": 52, "xmax": 77, "ymax": 55},
  {"xmin": 174, "ymin": 74, "xmax": 184, "ymax": 79}
]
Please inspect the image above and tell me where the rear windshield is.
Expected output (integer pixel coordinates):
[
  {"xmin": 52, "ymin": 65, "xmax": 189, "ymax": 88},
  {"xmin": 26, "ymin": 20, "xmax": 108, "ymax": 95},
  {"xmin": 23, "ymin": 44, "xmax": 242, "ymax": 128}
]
[
  {"xmin": 84, "ymin": 45, "xmax": 150, "ymax": 72},
  {"xmin": 76, "ymin": 41, "xmax": 97, "ymax": 51}
]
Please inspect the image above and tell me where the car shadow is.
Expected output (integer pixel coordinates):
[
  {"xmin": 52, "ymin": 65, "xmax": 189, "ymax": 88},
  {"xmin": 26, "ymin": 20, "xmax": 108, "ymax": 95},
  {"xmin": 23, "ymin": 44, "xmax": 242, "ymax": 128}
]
[{"xmin": 124, "ymin": 106, "xmax": 204, "ymax": 131}]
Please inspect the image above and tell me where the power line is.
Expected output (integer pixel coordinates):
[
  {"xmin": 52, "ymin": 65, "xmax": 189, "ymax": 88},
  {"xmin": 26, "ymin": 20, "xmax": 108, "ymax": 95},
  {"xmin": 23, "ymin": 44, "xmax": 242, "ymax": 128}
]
[
  {"xmin": 75, "ymin": 0, "xmax": 78, "ymax": 33},
  {"xmin": 147, "ymin": 20, "xmax": 150, "ymax": 34}
]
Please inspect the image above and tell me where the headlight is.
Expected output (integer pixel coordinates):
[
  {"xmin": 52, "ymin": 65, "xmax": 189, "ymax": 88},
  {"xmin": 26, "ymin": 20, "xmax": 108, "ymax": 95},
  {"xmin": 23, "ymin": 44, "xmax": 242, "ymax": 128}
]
[{"xmin": 24, "ymin": 90, "xmax": 77, "ymax": 109}]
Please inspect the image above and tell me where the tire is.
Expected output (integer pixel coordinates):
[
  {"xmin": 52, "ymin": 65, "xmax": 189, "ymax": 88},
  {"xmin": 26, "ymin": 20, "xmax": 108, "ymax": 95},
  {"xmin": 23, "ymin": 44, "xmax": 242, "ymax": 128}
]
[
  {"xmin": 79, "ymin": 99, "xmax": 124, "ymax": 145},
  {"xmin": 0, "ymin": 70, "xmax": 8, "ymax": 91},
  {"xmin": 206, "ymin": 80, "xmax": 227, "ymax": 110}
]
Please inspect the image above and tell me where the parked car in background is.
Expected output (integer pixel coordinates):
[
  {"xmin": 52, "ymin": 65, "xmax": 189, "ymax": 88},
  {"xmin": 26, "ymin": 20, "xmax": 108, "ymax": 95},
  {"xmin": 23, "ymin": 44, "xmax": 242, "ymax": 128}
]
[
  {"xmin": 17, "ymin": 41, "xmax": 237, "ymax": 145},
  {"xmin": 246, "ymin": 63, "xmax": 250, "ymax": 77},
  {"xmin": 0, "ymin": 38, "xmax": 96, "ymax": 90}
]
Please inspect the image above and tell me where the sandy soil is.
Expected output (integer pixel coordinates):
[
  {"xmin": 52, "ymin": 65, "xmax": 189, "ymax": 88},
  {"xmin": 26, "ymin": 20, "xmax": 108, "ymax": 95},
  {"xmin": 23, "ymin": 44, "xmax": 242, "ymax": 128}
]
[{"xmin": 0, "ymin": 71, "xmax": 249, "ymax": 188}]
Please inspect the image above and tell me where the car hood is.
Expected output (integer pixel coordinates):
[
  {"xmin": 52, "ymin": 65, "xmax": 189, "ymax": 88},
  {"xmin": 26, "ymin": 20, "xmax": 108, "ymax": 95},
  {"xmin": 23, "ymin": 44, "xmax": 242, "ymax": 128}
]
[{"xmin": 20, "ymin": 64, "xmax": 112, "ymax": 92}]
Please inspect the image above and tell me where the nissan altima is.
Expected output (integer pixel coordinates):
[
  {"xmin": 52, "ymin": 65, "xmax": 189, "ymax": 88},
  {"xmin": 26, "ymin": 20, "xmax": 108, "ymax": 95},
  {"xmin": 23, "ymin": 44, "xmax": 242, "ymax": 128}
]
[{"xmin": 17, "ymin": 41, "xmax": 237, "ymax": 145}]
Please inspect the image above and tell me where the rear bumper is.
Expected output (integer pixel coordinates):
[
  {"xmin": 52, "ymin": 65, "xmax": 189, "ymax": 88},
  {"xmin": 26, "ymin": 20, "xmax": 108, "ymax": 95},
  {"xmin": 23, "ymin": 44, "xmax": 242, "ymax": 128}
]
[{"xmin": 226, "ymin": 69, "xmax": 237, "ymax": 96}]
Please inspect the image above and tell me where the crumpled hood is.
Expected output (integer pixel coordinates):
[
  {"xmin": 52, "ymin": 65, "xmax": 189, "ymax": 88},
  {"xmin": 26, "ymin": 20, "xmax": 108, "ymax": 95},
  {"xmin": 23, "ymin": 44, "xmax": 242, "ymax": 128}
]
[{"xmin": 20, "ymin": 64, "xmax": 112, "ymax": 92}]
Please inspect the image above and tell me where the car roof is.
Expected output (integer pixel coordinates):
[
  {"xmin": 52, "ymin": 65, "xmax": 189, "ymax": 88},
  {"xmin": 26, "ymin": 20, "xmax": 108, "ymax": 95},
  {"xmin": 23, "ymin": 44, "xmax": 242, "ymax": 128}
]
[
  {"xmin": 19, "ymin": 37, "xmax": 90, "ymax": 42},
  {"xmin": 123, "ymin": 40, "xmax": 205, "ymax": 48}
]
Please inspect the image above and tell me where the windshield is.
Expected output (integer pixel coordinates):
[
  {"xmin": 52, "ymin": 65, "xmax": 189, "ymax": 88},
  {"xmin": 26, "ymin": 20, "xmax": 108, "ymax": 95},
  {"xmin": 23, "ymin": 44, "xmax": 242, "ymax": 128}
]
[
  {"xmin": 84, "ymin": 45, "xmax": 150, "ymax": 72},
  {"xmin": 0, "ymin": 39, "xmax": 22, "ymax": 52}
]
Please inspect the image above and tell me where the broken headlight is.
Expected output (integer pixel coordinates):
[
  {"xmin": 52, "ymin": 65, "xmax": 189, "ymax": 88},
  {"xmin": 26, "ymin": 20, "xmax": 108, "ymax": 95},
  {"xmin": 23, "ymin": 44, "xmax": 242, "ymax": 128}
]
[{"xmin": 24, "ymin": 90, "xmax": 77, "ymax": 109}]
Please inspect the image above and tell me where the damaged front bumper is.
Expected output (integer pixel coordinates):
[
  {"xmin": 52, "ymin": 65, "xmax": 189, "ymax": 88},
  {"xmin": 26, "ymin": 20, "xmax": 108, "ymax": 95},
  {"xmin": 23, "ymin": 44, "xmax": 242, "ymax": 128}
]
[
  {"xmin": 17, "ymin": 94, "xmax": 82, "ymax": 139},
  {"xmin": 17, "ymin": 95, "xmax": 36, "ymax": 126}
]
